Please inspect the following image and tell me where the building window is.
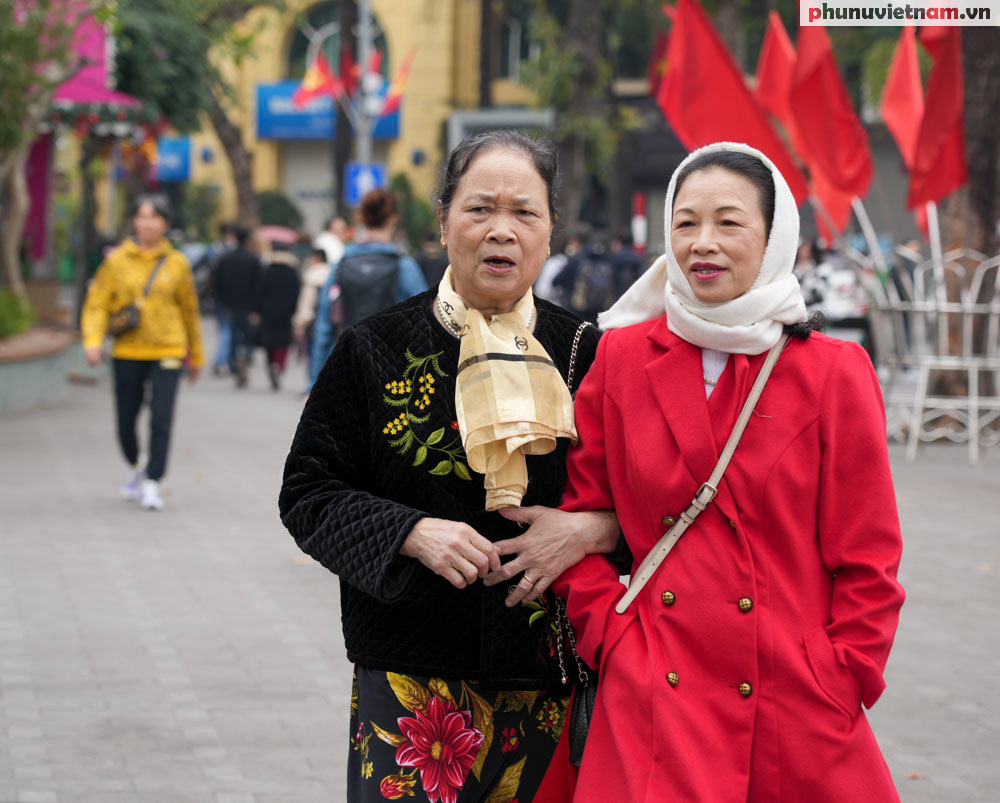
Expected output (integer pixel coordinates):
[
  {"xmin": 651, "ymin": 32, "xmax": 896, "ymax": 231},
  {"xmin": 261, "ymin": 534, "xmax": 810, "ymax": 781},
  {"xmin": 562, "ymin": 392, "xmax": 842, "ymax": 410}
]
[
  {"xmin": 287, "ymin": 1, "xmax": 388, "ymax": 82},
  {"xmin": 499, "ymin": 16, "xmax": 538, "ymax": 81}
]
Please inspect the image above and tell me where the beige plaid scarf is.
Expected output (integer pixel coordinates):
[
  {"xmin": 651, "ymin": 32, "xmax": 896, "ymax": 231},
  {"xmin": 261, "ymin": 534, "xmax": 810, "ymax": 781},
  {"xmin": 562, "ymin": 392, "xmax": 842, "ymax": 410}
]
[{"xmin": 437, "ymin": 268, "xmax": 578, "ymax": 511}]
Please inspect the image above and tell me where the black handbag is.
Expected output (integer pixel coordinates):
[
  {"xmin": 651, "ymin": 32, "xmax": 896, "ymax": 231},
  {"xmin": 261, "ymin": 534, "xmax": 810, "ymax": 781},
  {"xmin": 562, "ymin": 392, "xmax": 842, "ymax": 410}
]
[
  {"xmin": 107, "ymin": 255, "xmax": 167, "ymax": 337},
  {"xmin": 568, "ymin": 674, "xmax": 596, "ymax": 766}
]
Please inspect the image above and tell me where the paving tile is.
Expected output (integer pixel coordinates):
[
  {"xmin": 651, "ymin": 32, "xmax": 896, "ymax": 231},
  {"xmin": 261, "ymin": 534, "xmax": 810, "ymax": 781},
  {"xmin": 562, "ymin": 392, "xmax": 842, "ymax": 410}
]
[{"xmin": 2, "ymin": 328, "xmax": 998, "ymax": 801}]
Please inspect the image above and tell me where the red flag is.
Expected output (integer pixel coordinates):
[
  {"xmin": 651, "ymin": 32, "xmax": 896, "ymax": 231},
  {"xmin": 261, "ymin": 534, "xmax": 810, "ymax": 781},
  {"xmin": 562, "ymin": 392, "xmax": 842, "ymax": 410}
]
[
  {"xmin": 657, "ymin": 0, "xmax": 809, "ymax": 204},
  {"xmin": 381, "ymin": 48, "xmax": 417, "ymax": 116},
  {"xmin": 881, "ymin": 26, "xmax": 924, "ymax": 168},
  {"xmin": 292, "ymin": 50, "xmax": 343, "ymax": 108},
  {"xmin": 753, "ymin": 12, "xmax": 850, "ymax": 241},
  {"xmin": 881, "ymin": 27, "xmax": 929, "ymax": 238},
  {"xmin": 648, "ymin": 32, "xmax": 669, "ymax": 98},
  {"xmin": 907, "ymin": 27, "xmax": 967, "ymax": 208},
  {"xmin": 810, "ymin": 168, "xmax": 854, "ymax": 244},
  {"xmin": 754, "ymin": 13, "xmax": 795, "ymax": 123},
  {"xmin": 791, "ymin": 25, "xmax": 873, "ymax": 199},
  {"xmin": 754, "ymin": 12, "xmax": 816, "ymax": 161}
]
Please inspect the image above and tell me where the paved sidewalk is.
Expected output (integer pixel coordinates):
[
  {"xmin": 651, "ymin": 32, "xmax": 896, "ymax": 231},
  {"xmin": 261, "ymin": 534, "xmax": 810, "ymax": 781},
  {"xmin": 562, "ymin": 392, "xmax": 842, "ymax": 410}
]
[{"xmin": 0, "ymin": 341, "xmax": 998, "ymax": 802}]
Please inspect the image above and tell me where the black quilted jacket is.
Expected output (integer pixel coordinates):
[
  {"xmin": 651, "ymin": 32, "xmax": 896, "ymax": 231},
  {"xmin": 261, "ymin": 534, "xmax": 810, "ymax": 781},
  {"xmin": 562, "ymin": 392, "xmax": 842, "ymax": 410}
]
[{"xmin": 279, "ymin": 290, "xmax": 601, "ymax": 689}]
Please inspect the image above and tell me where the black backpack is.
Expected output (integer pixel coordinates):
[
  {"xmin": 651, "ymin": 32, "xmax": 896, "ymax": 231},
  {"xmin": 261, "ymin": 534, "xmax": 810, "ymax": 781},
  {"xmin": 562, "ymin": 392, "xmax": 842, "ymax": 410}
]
[
  {"xmin": 570, "ymin": 251, "xmax": 618, "ymax": 314},
  {"xmin": 336, "ymin": 250, "xmax": 400, "ymax": 327}
]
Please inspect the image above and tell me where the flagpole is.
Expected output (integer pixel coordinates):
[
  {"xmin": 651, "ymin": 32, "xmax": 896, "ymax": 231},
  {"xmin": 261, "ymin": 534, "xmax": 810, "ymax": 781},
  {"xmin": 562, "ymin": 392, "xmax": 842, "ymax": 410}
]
[
  {"xmin": 925, "ymin": 200, "xmax": 944, "ymax": 270},
  {"xmin": 850, "ymin": 197, "xmax": 888, "ymax": 274},
  {"xmin": 809, "ymin": 195, "xmax": 841, "ymax": 249}
]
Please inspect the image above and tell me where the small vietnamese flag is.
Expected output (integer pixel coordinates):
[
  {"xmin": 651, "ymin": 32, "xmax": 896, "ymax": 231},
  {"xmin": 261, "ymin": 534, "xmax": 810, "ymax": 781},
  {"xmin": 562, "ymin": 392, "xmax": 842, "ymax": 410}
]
[
  {"xmin": 380, "ymin": 48, "xmax": 417, "ymax": 116},
  {"xmin": 648, "ymin": 32, "xmax": 669, "ymax": 99},
  {"xmin": 293, "ymin": 50, "xmax": 344, "ymax": 108}
]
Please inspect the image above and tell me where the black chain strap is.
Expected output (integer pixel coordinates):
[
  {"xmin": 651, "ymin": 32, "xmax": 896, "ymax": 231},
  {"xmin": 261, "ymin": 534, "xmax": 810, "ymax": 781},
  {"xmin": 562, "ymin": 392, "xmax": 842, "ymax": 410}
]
[
  {"xmin": 567, "ymin": 321, "xmax": 596, "ymax": 396},
  {"xmin": 546, "ymin": 320, "xmax": 596, "ymax": 686}
]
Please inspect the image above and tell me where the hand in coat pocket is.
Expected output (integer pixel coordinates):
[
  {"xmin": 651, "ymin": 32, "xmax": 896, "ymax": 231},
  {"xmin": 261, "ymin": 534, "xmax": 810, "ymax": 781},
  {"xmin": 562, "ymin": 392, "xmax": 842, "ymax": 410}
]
[{"xmin": 802, "ymin": 625, "xmax": 863, "ymax": 721}]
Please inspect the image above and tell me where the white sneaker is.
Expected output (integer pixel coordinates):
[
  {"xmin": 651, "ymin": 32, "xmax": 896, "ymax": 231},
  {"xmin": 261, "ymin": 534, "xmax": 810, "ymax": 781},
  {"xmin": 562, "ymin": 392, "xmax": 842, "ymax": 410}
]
[
  {"xmin": 121, "ymin": 467, "xmax": 143, "ymax": 501},
  {"xmin": 140, "ymin": 479, "xmax": 164, "ymax": 511}
]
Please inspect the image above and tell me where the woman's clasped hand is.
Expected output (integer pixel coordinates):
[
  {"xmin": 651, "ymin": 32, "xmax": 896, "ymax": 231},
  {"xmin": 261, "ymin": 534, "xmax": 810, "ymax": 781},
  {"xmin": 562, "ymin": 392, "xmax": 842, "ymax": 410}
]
[{"xmin": 399, "ymin": 517, "xmax": 501, "ymax": 589}]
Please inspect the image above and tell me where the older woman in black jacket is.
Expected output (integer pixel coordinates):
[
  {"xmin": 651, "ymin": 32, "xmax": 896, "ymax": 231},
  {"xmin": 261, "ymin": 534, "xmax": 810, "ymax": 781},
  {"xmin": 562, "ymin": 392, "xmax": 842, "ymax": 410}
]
[{"xmin": 279, "ymin": 131, "xmax": 620, "ymax": 803}]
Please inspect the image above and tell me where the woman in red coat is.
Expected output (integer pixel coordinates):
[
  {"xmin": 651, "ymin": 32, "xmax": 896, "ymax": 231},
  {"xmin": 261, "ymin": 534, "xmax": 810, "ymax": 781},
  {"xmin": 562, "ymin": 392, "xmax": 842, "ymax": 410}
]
[{"xmin": 551, "ymin": 142, "xmax": 905, "ymax": 802}]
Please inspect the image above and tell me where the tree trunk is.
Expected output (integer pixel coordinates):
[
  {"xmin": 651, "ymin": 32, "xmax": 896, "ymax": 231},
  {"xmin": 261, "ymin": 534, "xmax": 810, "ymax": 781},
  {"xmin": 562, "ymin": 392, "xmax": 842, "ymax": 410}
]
[
  {"xmin": 954, "ymin": 27, "xmax": 1000, "ymax": 256},
  {"xmin": 554, "ymin": 134, "xmax": 586, "ymax": 251},
  {"xmin": 206, "ymin": 89, "xmax": 260, "ymax": 231},
  {"xmin": 0, "ymin": 143, "xmax": 31, "ymax": 299},
  {"xmin": 713, "ymin": 0, "xmax": 745, "ymax": 73},
  {"xmin": 73, "ymin": 135, "xmax": 101, "ymax": 327},
  {"xmin": 957, "ymin": 27, "xmax": 1000, "ymax": 394},
  {"xmin": 552, "ymin": 0, "xmax": 613, "ymax": 249}
]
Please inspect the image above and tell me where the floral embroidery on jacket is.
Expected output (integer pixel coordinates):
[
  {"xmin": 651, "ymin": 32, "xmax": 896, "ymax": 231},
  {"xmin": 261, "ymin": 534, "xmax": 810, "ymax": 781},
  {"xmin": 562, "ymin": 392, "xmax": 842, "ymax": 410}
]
[
  {"xmin": 522, "ymin": 594, "xmax": 565, "ymax": 668},
  {"xmin": 382, "ymin": 349, "xmax": 472, "ymax": 480}
]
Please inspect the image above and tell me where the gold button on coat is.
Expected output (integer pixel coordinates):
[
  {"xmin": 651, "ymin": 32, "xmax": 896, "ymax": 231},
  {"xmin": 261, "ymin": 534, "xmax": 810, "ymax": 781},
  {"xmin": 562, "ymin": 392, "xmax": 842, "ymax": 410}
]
[
  {"xmin": 739, "ymin": 682, "xmax": 753, "ymax": 697},
  {"xmin": 661, "ymin": 591, "xmax": 676, "ymax": 606},
  {"xmin": 661, "ymin": 516, "xmax": 677, "ymax": 528},
  {"xmin": 729, "ymin": 519, "xmax": 737, "ymax": 529},
  {"xmin": 737, "ymin": 597, "xmax": 753, "ymax": 612},
  {"xmin": 667, "ymin": 672, "xmax": 679, "ymax": 687}
]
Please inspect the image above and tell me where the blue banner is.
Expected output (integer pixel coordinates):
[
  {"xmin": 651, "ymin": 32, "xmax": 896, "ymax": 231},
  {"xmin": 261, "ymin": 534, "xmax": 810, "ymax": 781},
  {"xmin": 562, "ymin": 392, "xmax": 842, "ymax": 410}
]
[
  {"xmin": 155, "ymin": 137, "xmax": 191, "ymax": 182},
  {"xmin": 256, "ymin": 82, "xmax": 400, "ymax": 141}
]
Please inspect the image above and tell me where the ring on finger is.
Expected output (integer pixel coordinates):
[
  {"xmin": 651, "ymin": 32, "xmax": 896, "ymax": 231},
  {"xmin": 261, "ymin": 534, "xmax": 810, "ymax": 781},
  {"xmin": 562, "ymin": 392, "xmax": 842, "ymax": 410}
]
[{"xmin": 521, "ymin": 574, "xmax": 536, "ymax": 585}]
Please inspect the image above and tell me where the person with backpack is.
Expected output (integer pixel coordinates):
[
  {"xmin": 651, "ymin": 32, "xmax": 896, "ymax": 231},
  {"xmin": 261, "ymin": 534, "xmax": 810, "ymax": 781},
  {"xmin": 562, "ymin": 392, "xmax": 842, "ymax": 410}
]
[
  {"xmin": 309, "ymin": 189, "xmax": 427, "ymax": 389},
  {"xmin": 553, "ymin": 236, "xmax": 618, "ymax": 324}
]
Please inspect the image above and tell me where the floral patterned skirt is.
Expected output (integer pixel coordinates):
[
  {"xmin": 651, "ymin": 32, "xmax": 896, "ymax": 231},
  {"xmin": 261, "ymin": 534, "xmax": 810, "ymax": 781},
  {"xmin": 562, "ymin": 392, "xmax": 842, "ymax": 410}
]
[{"xmin": 348, "ymin": 666, "xmax": 572, "ymax": 803}]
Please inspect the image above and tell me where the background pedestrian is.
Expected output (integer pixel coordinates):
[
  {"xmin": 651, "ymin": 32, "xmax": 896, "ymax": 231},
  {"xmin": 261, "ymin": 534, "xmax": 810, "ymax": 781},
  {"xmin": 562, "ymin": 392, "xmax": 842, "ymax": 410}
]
[
  {"xmin": 80, "ymin": 193, "xmax": 203, "ymax": 510},
  {"xmin": 256, "ymin": 242, "xmax": 302, "ymax": 391},
  {"xmin": 213, "ymin": 225, "xmax": 262, "ymax": 388}
]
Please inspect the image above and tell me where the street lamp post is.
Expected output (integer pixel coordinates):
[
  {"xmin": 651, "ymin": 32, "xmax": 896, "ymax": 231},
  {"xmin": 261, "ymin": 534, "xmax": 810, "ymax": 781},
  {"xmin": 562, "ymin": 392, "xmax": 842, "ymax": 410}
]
[{"xmin": 355, "ymin": 0, "xmax": 373, "ymax": 167}]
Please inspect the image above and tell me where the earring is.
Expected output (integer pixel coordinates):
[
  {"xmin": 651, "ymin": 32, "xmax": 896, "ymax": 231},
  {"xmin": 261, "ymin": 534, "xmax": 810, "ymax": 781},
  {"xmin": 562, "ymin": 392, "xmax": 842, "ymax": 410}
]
[
  {"xmin": 441, "ymin": 239, "xmax": 447, "ymax": 250},
  {"xmin": 547, "ymin": 247, "xmax": 551, "ymax": 258}
]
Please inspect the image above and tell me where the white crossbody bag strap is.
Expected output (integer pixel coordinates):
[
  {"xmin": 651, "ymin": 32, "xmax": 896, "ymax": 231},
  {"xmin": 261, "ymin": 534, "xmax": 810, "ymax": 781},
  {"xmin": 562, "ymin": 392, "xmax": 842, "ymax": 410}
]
[{"xmin": 615, "ymin": 334, "xmax": 789, "ymax": 614}]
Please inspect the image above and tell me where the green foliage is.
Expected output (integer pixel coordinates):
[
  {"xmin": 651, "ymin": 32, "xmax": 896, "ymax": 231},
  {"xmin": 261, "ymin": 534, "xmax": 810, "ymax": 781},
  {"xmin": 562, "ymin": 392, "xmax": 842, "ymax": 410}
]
[
  {"xmin": 519, "ymin": 0, "xmax": 650, "ymax": 180},
  {"xmin": 0, "ymin": 1, "xmax": 44, "ymax": 152},
  {"xmin": 257, "ymin": 191, "xmax": 304, "ymax": 229},
  {"xmin": 610, "ymin": 4, "xmax": 659, "ymax": 78},
  {"xmin": 181, "ymin": 183, "xmax": 222, "ymax": 242},
  {"xmin": 0, "ymin": 290, "xmax": 36, "ymax": 339},
  {"xmin": 0, "ymin": 0, "xmax": 107, "ymax": 153},
  {"xmin": 114, "ymin": 0, "xmax": 213, "ymax": 132},
  {"xmin": 114, "ymin": 0, "xmax": 282, "ymax": 130},
  {"xmin": 390, "ymin": 173, "xmax": 437, "ymax": 254}
]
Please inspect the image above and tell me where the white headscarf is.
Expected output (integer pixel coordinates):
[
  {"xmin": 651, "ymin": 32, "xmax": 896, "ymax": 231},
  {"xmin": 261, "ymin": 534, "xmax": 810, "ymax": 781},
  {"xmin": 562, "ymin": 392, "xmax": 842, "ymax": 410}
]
[{"xmin": 598, "ymin": 142, "xmax": 807, "ymax": 354}]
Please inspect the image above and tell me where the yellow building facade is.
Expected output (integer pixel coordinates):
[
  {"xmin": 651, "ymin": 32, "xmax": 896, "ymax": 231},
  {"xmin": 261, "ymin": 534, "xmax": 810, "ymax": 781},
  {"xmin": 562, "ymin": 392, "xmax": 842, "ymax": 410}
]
[{"xmin": 181, "ymin": 0, "xmax": 538, "ymax": 236}]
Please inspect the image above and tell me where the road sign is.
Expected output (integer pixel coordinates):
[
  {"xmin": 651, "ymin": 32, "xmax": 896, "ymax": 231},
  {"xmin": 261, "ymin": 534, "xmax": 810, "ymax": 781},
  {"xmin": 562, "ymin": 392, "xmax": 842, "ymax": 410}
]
[{"xmin": 344, "ymin": 161, "xmax": 387, "ymax": 206}]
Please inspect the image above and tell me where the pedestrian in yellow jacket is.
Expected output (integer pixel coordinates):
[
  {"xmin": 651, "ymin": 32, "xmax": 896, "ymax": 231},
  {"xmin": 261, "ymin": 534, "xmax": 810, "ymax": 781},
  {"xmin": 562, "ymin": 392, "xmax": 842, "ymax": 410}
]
[{"xmin": 81, "ymin": 194, "xmax": 203, "ymax": 510}]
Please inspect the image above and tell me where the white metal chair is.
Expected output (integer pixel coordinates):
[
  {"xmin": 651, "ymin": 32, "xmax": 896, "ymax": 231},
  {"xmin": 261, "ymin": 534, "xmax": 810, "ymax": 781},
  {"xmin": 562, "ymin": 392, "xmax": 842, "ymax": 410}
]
[{"xmin": 863, "ymin": 248, "xmax": 1000, "ymax": 463}]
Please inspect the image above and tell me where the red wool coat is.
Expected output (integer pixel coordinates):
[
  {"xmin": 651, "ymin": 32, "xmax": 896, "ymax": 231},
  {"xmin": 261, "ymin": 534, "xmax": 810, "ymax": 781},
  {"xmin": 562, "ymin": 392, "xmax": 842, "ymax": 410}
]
[{"xmin": 551, "ymin": 317, "xmax": 905, "ymax": 803}]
